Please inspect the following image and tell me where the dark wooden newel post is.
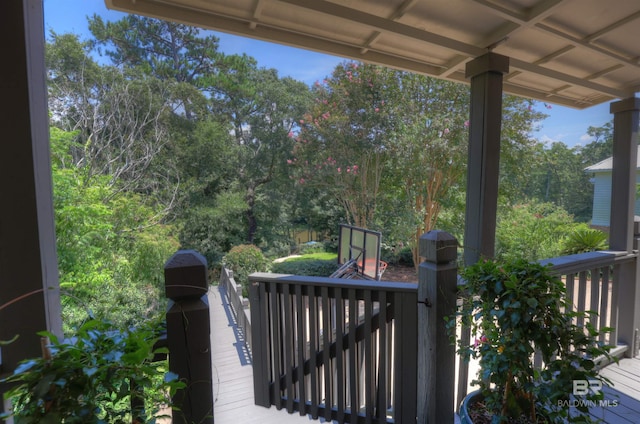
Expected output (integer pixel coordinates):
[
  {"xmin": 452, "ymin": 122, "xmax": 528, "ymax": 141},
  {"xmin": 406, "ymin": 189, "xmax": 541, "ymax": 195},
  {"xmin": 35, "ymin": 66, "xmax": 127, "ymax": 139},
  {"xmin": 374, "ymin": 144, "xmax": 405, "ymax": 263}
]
[
  {"xmin": 164, "ymin": 250, "xmax": 214, "ymax": 423},
  {"xmin": 417, "ymin": 230, "xmax": 458, "ymax": 423}
]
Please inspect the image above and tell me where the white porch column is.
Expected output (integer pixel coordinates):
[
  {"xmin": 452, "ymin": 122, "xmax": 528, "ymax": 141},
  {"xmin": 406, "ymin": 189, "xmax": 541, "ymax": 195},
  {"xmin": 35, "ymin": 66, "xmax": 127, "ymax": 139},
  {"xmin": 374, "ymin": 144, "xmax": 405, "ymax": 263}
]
[
  {"xmin": 0, "ymin": 0, "xmax": 62, "ymax": 397},
  {"xmin": 609, "ymin": 97, "xmax": 640, "ymax": 357},
  {"xmin": 463, "ymin": 53, "xmax": 509, "ymax": 265}
]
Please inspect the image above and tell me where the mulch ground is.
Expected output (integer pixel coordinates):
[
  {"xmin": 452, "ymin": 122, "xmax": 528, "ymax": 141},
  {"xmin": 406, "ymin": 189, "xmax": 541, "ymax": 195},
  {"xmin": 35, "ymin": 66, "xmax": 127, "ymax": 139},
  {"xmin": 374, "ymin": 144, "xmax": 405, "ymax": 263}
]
[{"xmin": 381, "ymin": 264, "xmax": 418, "ymax": 283}]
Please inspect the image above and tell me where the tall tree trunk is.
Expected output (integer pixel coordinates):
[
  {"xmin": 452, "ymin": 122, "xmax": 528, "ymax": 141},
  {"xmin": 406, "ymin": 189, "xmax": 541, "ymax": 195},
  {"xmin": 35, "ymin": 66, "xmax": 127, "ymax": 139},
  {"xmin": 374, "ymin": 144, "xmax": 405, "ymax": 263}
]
[{"xmin": 245, "ymin": 186, "xmax": 257, "ymax": 243}]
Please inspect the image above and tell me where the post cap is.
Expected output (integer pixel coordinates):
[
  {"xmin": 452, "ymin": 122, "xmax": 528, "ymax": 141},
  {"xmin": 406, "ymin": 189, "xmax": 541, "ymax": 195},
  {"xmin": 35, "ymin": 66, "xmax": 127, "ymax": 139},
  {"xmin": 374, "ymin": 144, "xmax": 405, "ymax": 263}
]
[
  {"xmin": 419, "ymin": 230, "xmax": 458, "ymax": 264},
  {"xmin": 164, "ymin": 250, "xmax": 208, "ymax": 299}
]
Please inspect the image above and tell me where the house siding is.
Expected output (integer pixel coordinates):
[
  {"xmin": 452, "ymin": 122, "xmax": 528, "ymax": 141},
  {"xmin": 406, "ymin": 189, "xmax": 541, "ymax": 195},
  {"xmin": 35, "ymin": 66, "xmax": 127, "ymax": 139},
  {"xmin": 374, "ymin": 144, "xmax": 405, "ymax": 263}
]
[{"xmin": 590, "ymin": 171, "xmax": 640, "ymax": 227}]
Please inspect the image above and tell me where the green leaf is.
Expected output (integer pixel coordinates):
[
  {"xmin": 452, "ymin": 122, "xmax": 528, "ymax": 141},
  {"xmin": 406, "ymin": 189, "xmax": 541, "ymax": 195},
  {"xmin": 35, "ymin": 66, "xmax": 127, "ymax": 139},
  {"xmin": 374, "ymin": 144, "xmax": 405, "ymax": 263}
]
[
  {"xmin": 83, "ymin": 366, "xmax": 99, "ymax": 377},
  {"xmin": 0, "ymin": 334, "xmax": 19, "ymax": 346},
  {"xmin": 164, "ymin": 371, "xmax": 180, "ymax": 383},
  {"xmin": 34, "ymin": 374, "xmax": 56, "ymax": 398},
  {"xmin": 12, "ymin": 360, "xmax": 39, "ymax": 375}
]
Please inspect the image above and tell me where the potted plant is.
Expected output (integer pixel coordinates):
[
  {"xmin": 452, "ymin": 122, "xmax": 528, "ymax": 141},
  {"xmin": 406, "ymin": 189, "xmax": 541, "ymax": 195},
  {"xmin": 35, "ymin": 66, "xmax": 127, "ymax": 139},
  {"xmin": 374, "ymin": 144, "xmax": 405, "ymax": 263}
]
[
  {"xmin": 1, "ymin": 318, "xmax": 185, "ymax": 423},
  {"xmin": 452, "ymin": 258, "xmax": 613, "ymax": 423}
]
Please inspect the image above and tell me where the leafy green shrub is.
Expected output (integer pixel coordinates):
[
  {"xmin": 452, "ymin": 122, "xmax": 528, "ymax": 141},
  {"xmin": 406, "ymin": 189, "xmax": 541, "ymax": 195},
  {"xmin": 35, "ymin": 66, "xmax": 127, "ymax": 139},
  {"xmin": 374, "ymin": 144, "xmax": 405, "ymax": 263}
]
[
  {"xmin": 178, "ymin": 195, "xmax": 247, "ymax": 265},
  {"xmin": 223, "ymin": 245, "xmax": 270, "ymax": 294},
  {"xmin": 1, "ymin": 319, "xmax": 184, "ymax": 423},
  {"xmin": 323, "ymin": 238, "xmax": 339, "ymax": 253},
  {"xmin": 262, "ymin": 240, "xmax": 294, "ymax": 260},
  {"xmin": 397, "ymin": 246, "xmax": 414, "ymax": 266},
  {"xmin": 561, "ymin": 225, "xmax": 608, "ymax": 254},
  {"xmin": 496, "ymin": 201, "xmax": 575, "ymax": 262},
  {"xmin": 51, "ymin": 127, "xmax": 179, "ymax": 333}
]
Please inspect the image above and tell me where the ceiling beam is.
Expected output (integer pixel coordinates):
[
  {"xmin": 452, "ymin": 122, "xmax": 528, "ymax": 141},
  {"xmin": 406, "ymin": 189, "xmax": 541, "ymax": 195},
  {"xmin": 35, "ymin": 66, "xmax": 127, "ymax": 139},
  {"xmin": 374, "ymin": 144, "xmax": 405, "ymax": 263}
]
[
  {"xmin": 585, "ymin": 10, "xmax": 640, "ymax": 43},
  {"xmin": 249, "ymin": 0, "xmax": 265, "ymax": 30},
  {"xmin": 275, "ymin": 0, "xmax": 486, "ymax": 57},
  {"xmin": 360, "ymin": 0, "xmax": 419, "ymax": 54},
  {"xmin": 536, "ymin": 22, "xmax": 640, "ymax": 68},
  {"xmin": 509, "ymin": 57, "xmax": 627, "ymax": 99}
]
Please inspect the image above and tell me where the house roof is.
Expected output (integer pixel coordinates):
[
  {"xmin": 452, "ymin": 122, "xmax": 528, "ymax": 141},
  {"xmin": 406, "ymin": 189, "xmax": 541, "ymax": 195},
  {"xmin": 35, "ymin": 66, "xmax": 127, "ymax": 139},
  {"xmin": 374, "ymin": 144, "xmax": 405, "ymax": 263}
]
[
  {"xmin": 585, "ymin": 149, "xmax": 640, "ymax": 172},
  {"xmin": 105, "ymin": 0, "xmax": 640, "ymax": 110}
]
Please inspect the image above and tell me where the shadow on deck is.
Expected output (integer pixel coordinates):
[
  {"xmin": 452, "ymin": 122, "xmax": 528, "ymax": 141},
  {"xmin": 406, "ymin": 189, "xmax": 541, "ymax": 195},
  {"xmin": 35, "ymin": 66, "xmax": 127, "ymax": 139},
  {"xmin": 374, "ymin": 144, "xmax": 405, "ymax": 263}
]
[{"xmin": 210, "ymin": 285, "xmax": 640, "ymax": 423}]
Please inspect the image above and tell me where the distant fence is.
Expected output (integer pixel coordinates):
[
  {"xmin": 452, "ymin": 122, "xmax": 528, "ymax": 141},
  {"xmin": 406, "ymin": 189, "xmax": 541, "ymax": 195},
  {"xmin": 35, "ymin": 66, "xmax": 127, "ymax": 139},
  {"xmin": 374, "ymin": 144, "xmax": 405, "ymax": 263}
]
[{"xmin": 219, "ymin": 267, "xmax": 252, "ymax": 352}]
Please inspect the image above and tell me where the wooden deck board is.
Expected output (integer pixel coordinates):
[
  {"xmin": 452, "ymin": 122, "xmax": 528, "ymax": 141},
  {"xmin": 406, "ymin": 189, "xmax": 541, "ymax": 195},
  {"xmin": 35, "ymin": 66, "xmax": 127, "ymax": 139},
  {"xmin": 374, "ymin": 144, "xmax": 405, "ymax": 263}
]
[
  {"xmin": 591, "ymin": 357, "xmax": 640, "ymax": 423},
  {"xmin": 209, "ymin": 284, "xmax": 640, "ymax": 423},
  {"xmin": 209, "ymin": 286, "xmax": 315, "ymax": 424}
]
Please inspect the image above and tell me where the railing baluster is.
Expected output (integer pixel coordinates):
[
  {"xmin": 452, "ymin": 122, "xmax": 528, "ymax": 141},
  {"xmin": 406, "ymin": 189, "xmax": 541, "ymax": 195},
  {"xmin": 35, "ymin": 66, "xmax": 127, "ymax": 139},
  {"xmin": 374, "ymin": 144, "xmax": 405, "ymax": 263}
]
[
  {"xmin": 395, "ymin": 290, "xmax": 418, "ymax": 424},
  {"xmin": 308, "ymin": 288, "xmax": 319, "ymax": 419},
  {"xmin": 576, "ymin": 271, "xmax": 587, "ymax": 329},
  {"xmin": 295, "ymin": 284, "xmax": 307, "ymax": 416},
  {"xmin": 364, "ymin": 290, "xmax": 373, "ymax": 424},
  {"xmin": 599, "ymin": 266, "xmax": 611, "ymax": 344},
  {"xmin": 270, "ymin": 281, "xmax": 283, "ymax": 408},
  {"xmin": 589, "ymin": 267, "xmax": 601, "ymax": 330},
  {"xmin": 347, "ymin": 288, "xmax": 358, "ymax": 418},
  {"xmin": 566, "ymin": 273, "xmax": 575, "ymax": 311},
  {"xmin": 335, "ymin": 288, "xmax": 345, "ymax": 422},
  {"xmin": 250, "ymin": 280, "xmax": 271, "ymax": 407},
  {"xmin": 610, "ymin": 264, "xmax": 621, "ymax": 346},
  {"xmin": 283, "ymin": 283, "xmax": 295, "ymax": 413},
  {"xmin": 377, "ymin": 291, "xmax": 388, "ymax": 422},
  {"xmin": 321, "ymin": 285, "xmax": 332, "ymax": 422}
]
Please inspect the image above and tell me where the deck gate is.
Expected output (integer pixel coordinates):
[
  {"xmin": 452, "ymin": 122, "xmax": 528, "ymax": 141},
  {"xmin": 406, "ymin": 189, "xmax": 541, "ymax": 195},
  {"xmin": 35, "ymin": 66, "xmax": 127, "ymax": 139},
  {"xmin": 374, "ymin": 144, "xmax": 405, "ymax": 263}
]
[{"xmin": 249, "ymin": 273, "xmax": 418, "ymax": 423}]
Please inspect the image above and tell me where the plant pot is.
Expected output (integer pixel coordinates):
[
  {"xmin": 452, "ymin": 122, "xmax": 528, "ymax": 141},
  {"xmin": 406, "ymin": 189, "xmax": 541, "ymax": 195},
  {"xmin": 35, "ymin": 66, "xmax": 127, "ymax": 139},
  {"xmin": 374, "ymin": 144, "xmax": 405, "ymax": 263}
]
[{"xmin": 459, "ymin": 390, "xmax": 483, "ymax": 424}]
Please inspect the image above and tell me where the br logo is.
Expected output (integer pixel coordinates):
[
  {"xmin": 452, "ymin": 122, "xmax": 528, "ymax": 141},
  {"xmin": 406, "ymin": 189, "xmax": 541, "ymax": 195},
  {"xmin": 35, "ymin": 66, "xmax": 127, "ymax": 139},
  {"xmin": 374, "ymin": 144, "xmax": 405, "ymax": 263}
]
[{"xmin": 573, "ymin": 380, "xmax": 602, "ymax": 396}]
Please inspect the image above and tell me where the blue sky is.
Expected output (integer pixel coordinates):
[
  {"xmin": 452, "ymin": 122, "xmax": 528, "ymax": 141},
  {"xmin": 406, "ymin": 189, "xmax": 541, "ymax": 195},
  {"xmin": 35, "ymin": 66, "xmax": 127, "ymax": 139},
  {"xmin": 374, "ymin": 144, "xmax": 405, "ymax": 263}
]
[{"xmin": 43, "ymin": 0, "xmax": 613, "ymax": 148}]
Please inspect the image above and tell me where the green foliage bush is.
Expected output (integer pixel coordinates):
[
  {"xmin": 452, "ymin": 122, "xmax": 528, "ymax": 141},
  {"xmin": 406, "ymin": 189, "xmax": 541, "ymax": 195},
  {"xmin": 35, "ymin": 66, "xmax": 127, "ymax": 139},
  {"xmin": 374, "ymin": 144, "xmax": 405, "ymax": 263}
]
[
  {"xmin": 561, "ymin": 224, "xmax": 608, "ymax": 254},
  {"xmin": 178, "ymin": 192, "xmax": 248, "ymax": 265},
  {"xmin": 1, "ymin": 319, "xmax": 184, "ymax": 423},
  {"xmin": 223, "ymin": 245, "xmax": 270, "ymax": 294},
  {"xmin": 323, "ymin": 239, "xmax": 339, "ymax": 254},
  {"xmin": 381, "ymin": 244, "xmax": 414, "ymax": 267},
  {"xmin": 51, "ymin": 128, "xmax": 179, "ymax": 332},
  {"xmin": 495, "ymin": 201, "xmax": 576, "ymax": 262}
]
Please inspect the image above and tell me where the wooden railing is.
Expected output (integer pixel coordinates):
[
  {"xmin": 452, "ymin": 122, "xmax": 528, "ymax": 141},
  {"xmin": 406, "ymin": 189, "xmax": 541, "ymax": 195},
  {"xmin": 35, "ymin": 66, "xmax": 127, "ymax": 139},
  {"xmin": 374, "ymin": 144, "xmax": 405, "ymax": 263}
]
[
  {"xmin": 248, "ymin": 273, "xmax": 418, "ymax": 423},
  {"xmin": 248, "ymin": 230, "xmax": 459, "ymax": 424},
  {"xmin": 543, "ymin": 250, "xmax": 637, "ymax": 351},
  {"xmin": 455, "ymin": 249, "xmax": 638, "ymax": 408},
  {"xmin": 219, "ymin": 267, "xmax": 253, "ymax": 352},
  {"xmin": 247, "ymin": 235, "xmax": 639, "ymax": 423}
]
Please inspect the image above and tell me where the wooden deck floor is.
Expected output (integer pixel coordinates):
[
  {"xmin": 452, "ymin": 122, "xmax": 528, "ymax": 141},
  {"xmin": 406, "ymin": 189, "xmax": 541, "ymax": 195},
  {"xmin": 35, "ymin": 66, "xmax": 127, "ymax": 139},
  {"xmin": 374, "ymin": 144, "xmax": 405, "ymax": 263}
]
[
  {"xmin": 595, "ymin": 356, "xmax": 640, "ymax": 423},
  {"xmin": 209, "ymin": 286, "xmax": 317, "ymax": 424},
  {"xmin": 209, "ymin": 285, "xmax": 640, "ymax": 423}
]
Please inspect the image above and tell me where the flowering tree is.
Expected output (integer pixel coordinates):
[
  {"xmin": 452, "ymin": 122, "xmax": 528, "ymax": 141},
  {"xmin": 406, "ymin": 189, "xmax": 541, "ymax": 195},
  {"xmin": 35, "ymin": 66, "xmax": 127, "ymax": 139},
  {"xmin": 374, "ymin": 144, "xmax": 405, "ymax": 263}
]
[
  {"xmin": 290, "ymin": 62, "xmax": 549, "ymax": 265},
  {"xmin": 384, "ymin": 74, "xmax": 471, "ymax": 266},
  {"xmin": 289, "ymin": 63, "xmax": 394, "ymax": 227}
]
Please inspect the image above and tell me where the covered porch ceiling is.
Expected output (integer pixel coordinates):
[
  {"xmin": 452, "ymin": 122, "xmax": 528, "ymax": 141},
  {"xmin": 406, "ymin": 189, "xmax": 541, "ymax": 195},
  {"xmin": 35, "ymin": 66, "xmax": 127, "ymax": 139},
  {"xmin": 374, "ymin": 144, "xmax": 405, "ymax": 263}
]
[{"xmin": 105, "ymin": 0, "xmax": 640, "ymax": 109}]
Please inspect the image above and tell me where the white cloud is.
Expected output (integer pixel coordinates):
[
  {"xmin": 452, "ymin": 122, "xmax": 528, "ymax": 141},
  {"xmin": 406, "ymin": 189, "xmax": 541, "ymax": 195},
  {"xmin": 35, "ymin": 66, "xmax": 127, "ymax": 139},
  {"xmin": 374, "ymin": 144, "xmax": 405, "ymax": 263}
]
[
  {"xmin": 538, "ymin": 134, "xmax": 556, "ymax": 146},
  {"xmin": 579, "ymin": 133, "xmax": 594, "ymax": 143}
]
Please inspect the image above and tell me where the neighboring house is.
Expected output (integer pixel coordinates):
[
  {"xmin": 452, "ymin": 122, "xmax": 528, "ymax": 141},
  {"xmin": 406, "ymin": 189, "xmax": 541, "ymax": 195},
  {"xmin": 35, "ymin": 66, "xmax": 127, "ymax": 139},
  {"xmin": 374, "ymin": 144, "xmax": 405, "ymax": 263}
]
[{"xmin": 585, "ymin": 150, "xmax": 640, "ymax": 228}]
